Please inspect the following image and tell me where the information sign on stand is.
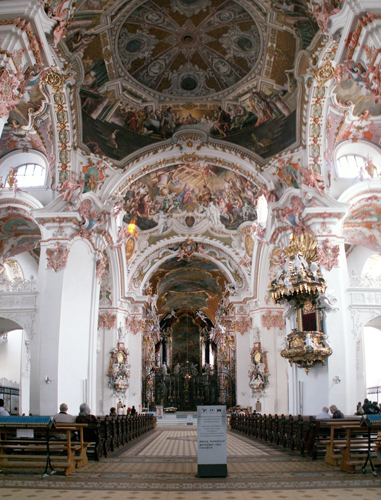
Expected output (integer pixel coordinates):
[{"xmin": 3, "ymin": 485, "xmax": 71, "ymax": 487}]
[{"xmin": 197, "ymin": 405, "xmax": 227, "ymax": 477}]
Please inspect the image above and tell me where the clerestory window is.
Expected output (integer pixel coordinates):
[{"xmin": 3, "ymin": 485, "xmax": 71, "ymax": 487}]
[{"xmin": 6, "ymin": 163, "xmax": 46, "ymax": 188}]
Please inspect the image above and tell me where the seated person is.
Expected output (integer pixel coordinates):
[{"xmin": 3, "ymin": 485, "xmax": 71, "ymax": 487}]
[
  {"xmin": 363, "ymin": 398, "xmax": 381, "ymax": 414},
  {"xmin": 0, "ymin": 398, "xmax": 9, "ymax": 416},
  {"xmin": 53, "ymin": 403, "xmax": 76, "ymax": 439},
  {"xmin": 330, "ymin": 405, "xmax": 344, "ymax": 419},
  {"xmin": 76, "ymin": 403, "xmax": 97, "ymax": 442},
  {"xmin": 109, "ymin": 407, "xmax": 117, "ymax": 417},
  {"xmin": 316, "ymin": 407, "xmax": 331, "ymax": 419}
]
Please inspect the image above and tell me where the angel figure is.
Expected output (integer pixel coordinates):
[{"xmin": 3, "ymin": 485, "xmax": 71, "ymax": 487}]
[{"xmin": 59, "ymin": 173, "xmax": 85, "ymax": 208}]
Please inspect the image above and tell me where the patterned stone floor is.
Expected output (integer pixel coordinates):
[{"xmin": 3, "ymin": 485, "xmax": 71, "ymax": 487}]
[{"xmin": 1, "ymin": 426, "xmax": 381, "ymax": 499}]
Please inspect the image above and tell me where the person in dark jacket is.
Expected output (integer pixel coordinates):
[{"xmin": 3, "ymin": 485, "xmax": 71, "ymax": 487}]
[
  {"xmin": 330, "ymin": 405, "xmax": 344, "ymax": 418},
  {"xmin": 76, "ymin": 403, "xmax": 97, "ymax": 442},
  {"xmin": 363, "ymin": 398, "xmax": 380, "ymax": 414}
]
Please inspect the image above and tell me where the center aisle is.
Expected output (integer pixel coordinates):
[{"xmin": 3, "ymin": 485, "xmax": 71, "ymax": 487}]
[{"xmin": 1, "ymin": 426, "xmax": 381, "ymax": 499}]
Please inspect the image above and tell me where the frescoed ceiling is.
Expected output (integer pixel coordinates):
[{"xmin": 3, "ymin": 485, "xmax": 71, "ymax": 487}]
[
  {"xmin": 343, "ymin": 195, "xmax": 381, "ymax": 252},
  {"xmin": 149, "ymin": 256, "xmax": 228, "ymax": 321},
  {"xmin": 66, "ymin": 0, "xmax": 317, "ymax": 162},
  {"xmin": 122, "ymin": 161, "xmax": 259, "ymax": 231},
  {"xmin": 0, "ymin": 210, "xmax": 41, "ymax": 263},
  {"xmin": 115, "ymin": 0, "xmax": 263, "ymax": 96}
]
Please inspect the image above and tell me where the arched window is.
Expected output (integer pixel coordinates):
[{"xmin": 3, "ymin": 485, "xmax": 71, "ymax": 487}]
[
  {"xmin": 6, "ymin": 163, "xmax": 46, "ymax": 188},
  {"xmin": 0, "ymin": 151, "xmax": 48, "ymax": 189},
  {"xmin": 335, "ymin": 142, "xmax": 381, "ymax": 179},
  {"xmin": 3, "ymin": 260, "xmax": 24, "ymax": 282},
  {"xmin": 336, "ymin": 154, "xmax": 366, "ymax": 179},
  {"xmin": 362, "ymin": 254, "xmax": 381, "ymax": 278},
  {"xmin": 256, "ymin": 194, "xmax": 268, "ymax": 224}
]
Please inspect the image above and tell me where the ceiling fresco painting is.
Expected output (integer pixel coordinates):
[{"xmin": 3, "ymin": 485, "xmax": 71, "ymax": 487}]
[
  {"xmin": 115, "ymin": 0, "xmax": 263, "ymax": 96},
  {"xmin": 63, "ymin": 0, "xmax": 317, "ymax": 162},
  {"xmin": 0, "ymin": 211, "xmax": 41, "ymax": 263},
  {"xmin": 122, "ymin": 162, "xmax": 258, "ymax": 231},
  {"xmin": 343, "ymin": 196, "xmax": 381, "ymax": 252},
  {"xmin": 333, "ymin": 74, "xmax": 381, "ymax": 118},
  {"xmin": 0, "ymin": 72, "xmax": 54, "ymax": 163},
  {"xmin": 150, "ymin": 256, "xmax": 228, "ymax": 319}
]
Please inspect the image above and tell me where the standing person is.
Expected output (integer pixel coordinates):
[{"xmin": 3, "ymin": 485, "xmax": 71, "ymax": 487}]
[
  {"xmin": 131, "ymin": 405, "xmax": 136, "ymax": 416},
  {"xmin": 0, "ymin": 399, "xmax": 9, "ymax": 416},
  {"xmin": 330, "ymin": 405, "xmax": 344, "ymax": 419},
  {"xmin": 316, "ymin": 407, "xmax": 332, "ymax": 419},
  {"xmin": 123, "ymin": 405, "xmax": 127, "ymax": 415}
]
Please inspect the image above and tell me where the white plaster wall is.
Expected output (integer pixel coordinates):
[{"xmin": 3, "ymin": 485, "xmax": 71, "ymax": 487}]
[
  {"xmin": 32, "ymin": 248, "xmax": 65, "ymax": 416},
  {"xmin": 99, "ymin": 324, "xmax": 118, "ymax": 416},
  {"xmin": 235, "ymin": 330, "xmax": 251, "ymax": 407},
  {"xmin": 293, "ymin": 364, "xmax": 329, "ymax": 416},
  {"xmin": 346, "ymin": 246, "xmax": 374, "ymax": 276},
  {"xmin": 58, "ymin": 240, "xmax": 97, "ymax": 416},
  {"xmin": 265, "ymin": 329, "xmax": 289, "ymax": 415},
  {"xmin": 249, "ymin": 243, "xmax": 290, "ymax": 415},
  {"xmin": 128, "ymin": 330, "xmax": 142, "ymax": 411},
  {"xmin": 356, "ymin": 332, "xmax": 366, "ymax": 405},
  {"xmin": 14, "ymin": 252, "xmax": 39, "ymax": 280},
  {"xmin": 322, "ymin": 245, "xmax": 356, "ymax": 416},
  {"xmin": 0, "ymin": 329, "xmax": 22, "ymax": 384}
]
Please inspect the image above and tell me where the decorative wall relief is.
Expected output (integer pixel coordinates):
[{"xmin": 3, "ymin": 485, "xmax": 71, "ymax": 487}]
[
  {"xmin": 248, "ymin": 342, "xmax": 269, "ymax": 394},
  {"xmin": 107, "ymin": 340, "xmax": 130, "ymax": 394},
  {"xmin": 0, "ymin": 65, "xmax": 27, "ymax": 121},
  {"xmin": 99, "ymin": 256, "xmax": 112, "ymax": 307},
  {"xmin": 96, "ymin": 252, "xmax": 107, "ymax": 284},
  {"xmin": 236, "ymin": 315, "xmax": 252, "ymax": 335},
  {"xmin": 98, "ymin": 309, "xmax": 117, "ymax": 329},
  {"xmin": 46, "ymin": 242, "xmax": 70, "ymax": 272},
  {"xmin": 126, "ymin": 314, "xmax": 144, "ymax": 335},
  {"xmin": 317, "ymin": 238, "xmax": 339, "ymax": 271},
  {"xmin": 261, "ymin": 310, "xmax": 285, "ymax": 330},
  {"xmin": 43, "ymin": 69, "xmax": 71, "ymax": 185},
  {"xmin": 310, "ymin": 1, "xmax": 341, "ymax": 33}
]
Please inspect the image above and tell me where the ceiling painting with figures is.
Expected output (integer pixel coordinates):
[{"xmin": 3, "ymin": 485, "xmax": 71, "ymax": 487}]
[
  {"xmin": 122, "ymin": 162, "xmax": 259, "ymax": 231},
  {"xmin": 66, "ymin": 0, "xmax": 316, "ymax": 162}
]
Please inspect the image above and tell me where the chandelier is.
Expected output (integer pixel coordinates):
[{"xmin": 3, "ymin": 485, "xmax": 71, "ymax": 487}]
[{"xmin": 269, "ymin": 233, "xmax": 332, "ymax": 373}]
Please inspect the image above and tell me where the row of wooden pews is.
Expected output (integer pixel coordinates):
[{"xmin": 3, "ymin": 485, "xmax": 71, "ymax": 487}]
[
  {"xmin": 0, "ymin": 413, "xmax": 156, "ymax": 476},
  {"xmin": 231, "ymin": 413, "xmax": 313, "ymax": 455},
  {"xmin": 94, "ymin": 413, "xmax": 156, "ymax": 459},
  {"xmin": 230, "ymin": 413, "xmax": 381, "ymax": 474}
]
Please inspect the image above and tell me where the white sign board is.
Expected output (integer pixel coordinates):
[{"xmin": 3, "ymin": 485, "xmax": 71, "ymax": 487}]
[{"xmin": 197, "ymin": 405, "xmax": 227, "ymax": 477}]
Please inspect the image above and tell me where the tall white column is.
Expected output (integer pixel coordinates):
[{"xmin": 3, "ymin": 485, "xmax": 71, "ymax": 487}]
[
  {"xmin": 30, "ymin": 217, "xmax": 100, "ymax": 416},
  {"xmin": 20, "ymin": 331, "xmax": 30, "ymax": 416}
]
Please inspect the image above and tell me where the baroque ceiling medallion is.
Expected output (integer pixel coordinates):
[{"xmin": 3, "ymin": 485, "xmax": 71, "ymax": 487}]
[
  {"xmin": 314, "ymin": 61, "xmax": 335, "ymax": 83},
  {"xmin": 115, "ymin": 0, "xmax": 262, "ymax": 97}
]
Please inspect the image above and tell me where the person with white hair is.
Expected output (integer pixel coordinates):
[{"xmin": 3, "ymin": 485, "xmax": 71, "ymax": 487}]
[
  {"xmin": 53, "ymin": 403, "xmax": 75, "ymax": 423},
  {"xmin": 316, "ymin": 407, "xmax": 331, "ymax": 419},
  {"xmin": 76, "ymin": 403, "xmax": 97, "ymax": 442},
  {"xmin": 330, "ymin": 404, "xmax": 345, "ymax": 419},
  {"xmin": 53, "ymin": 403, "xmax": 76, "ymax": 439}
]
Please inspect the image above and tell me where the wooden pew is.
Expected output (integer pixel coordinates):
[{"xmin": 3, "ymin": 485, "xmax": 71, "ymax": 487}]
[
  {"xmin": 0, "ymin": 417, "xmax": 89, "ymax": 476},
  {"xmin": 322, "ymin": 419, "xmax": 381, "ymax": 473}
]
